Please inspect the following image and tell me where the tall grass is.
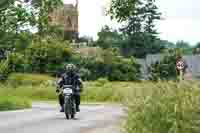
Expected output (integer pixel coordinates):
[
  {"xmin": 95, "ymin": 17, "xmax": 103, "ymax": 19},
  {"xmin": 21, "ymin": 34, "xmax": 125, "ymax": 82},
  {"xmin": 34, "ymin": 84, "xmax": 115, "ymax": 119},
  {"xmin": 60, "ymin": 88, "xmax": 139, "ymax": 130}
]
[
  {"xmin": 0, "ymin": 85, "xmax": 57, "ymax": 101},
  {"xmin": 7, "ymin": 73, "xmax": 55, "ymax": 87},
  {"xmin": 0, "ymin": 73, "xmax": 55, "ymax": 111},
  {"xmin": 0, "ymin": 96, "xmax": 31, "ymax": 111},
  {"xmin": 124, "ymin": 81, "xmax": 200, "ymax": 133}
]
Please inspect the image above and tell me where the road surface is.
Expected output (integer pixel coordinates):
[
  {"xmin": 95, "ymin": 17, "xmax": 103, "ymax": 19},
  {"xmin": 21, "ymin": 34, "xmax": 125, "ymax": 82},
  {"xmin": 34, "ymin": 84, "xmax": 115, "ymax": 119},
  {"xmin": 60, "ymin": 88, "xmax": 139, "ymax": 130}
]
[{"xmin": 0, "ymin": 103, "xmax": 124, "ymax": 133}]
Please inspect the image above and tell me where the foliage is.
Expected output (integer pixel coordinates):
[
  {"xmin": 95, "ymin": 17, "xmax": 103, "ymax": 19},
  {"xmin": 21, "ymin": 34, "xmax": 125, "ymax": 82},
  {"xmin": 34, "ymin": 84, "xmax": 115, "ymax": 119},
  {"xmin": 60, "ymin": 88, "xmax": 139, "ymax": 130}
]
[
  {"xmin": 193, "ymin": 42, "xmax": 200, "ymax": 55},
  {"xmin": 125, "ymin": 81, "xmax": 200, "ymax": 133},
  {"xmin": 174, "ymin": 41, "xmax": 193, "ymax": 55},
  {"xmin": 0, "ymin": 76, "xmax": 56, "ymax": 101},
  {"xmin": 148, "ymin": 49, "xmax": 185, "ymax": 81},
  {"xmin": 0, "ymin": 31, "xmax": 32, "ymax": 54},
  {"xmin": 109, "ymin": 0, "xmax": 163, "ymax": 58},
  {"xmin": 176, "ymin": 40, "xmax": 191, "ymax": 49},
  {"xmin": 7, "ymin": 73, "xmax": 54, "ymax": 87},
  {"xmin": 46, "ymin": 25, "xmax": 64, "ymax": 39},
  {"xmin": 72, "ymin": 49, "xmax": 141, "ymax": 81},
  {"xmin": 0, "ymin": 59, "xmax": 10, "ymax": 80},
  {"xmin": 82, "ymin": 81, "xmax": 128, "ymax": 102},
  {"xmin": 0, "ymin": 74, "xmax": 56, "ymax": 101},
  {"xmin": 30, "ymin": 0, "xmax": 63, "ymax": 36},
  {"xmin": 195, "ymin": 42, "xmax": 200, "ymax": 48},
  {"xmin": 0, "ymin": 36, "xmax": 72, "ymax": 79},
  {"xmin": 161, "ymin": 40, "xmax": 176, "ymax": 49},
  {"xmin": 0, "ymin": 1, "xmax": 34, "ymax": 33},
  {"xmin": 78, "ymin": 68, "xmax": 92, "ymax": 81},
  {"xmin": 0, "ymin": 0, "xmax": 14, "ymax": 9},
  {"xmin": 25, "ymin": 38, "xmax": 72, "ymax": 73},
  {"xmin": 0, "ymin": 95, "xmax": 31, "ymax": 111},
  {"xmin": 96, "ymin": 25, "xmax": 124, "ymax": 49},
  {"xmin": 109, "ymin": 0, "xmax": 137, "ymax": 22},
  {"xmin": 0, "ymin": 1, "xmax": 34, "ymax": 55},
  {"xmin": 7, "ymin": 52, "xmax": 27, "ymax": 73}
]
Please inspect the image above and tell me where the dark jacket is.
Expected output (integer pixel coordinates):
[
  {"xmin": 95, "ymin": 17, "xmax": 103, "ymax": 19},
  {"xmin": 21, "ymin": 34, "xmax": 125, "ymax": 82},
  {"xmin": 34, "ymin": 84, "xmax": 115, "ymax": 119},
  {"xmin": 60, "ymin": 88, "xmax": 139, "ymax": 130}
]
[{"xmin": 57, "ymin": 72, "xmax": 83, "ymax": 92}]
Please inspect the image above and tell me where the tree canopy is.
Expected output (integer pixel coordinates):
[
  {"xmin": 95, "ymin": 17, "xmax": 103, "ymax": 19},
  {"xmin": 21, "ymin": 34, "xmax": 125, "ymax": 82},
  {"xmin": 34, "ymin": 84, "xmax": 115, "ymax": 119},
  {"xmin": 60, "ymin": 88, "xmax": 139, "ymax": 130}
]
[{"xmin": 109, "ymin": 0, "xmax": 163, "ymax": 58}]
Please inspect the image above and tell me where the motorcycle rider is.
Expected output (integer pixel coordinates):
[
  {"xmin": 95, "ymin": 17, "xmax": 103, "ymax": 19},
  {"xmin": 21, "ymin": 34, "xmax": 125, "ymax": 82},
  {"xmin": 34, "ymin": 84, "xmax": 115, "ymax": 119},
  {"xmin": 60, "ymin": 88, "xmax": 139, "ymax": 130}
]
[{"xmin": 56, "ymin": 64, "xmax": 83, "ymax": 112}]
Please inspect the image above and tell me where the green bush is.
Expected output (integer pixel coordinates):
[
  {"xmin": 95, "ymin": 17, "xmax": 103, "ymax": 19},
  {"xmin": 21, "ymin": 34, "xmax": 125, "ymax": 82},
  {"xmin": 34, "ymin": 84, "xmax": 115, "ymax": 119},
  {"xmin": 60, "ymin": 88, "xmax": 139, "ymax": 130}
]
[
  {"xmin": 0, "ymin": 52, "xmax": 29, "ymax": 81},
  {"xmin": 0, "ymin": 96, "xmax": 31, "ymax": 111},
  {"xmin": 25, "ymin": 39, "xmax": 72, "ymax": 73},
  {"xmin": 79, "ymin": 68, "xmax": 92, "ymax": 81},
  {"xmin": 148, "ymin": 49, "xmax": 180, "ymax": 81},
  {"xmin": 72, "ymin": 49, "xmax": 141, "ymax": 81},
  {"xmin": 8, "ymin": 52, "xmax": 27, "ymax": 72}
]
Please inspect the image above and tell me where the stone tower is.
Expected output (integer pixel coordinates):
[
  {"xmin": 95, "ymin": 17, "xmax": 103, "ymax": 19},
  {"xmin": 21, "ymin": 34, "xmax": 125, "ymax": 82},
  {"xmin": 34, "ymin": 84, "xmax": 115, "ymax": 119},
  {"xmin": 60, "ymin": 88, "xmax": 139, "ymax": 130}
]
[{"xmin": 49, "ymin": 0, "xmax": 79, "ymax": 41}]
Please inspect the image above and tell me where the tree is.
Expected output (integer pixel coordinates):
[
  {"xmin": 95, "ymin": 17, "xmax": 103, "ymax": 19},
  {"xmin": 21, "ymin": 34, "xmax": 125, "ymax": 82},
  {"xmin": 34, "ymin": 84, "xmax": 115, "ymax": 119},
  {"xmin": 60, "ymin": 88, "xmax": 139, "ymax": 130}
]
[
  {"xmin": 0, "ymin": 0, "xmax": 15, "ymax": 9},
  {"xmin": 109, "ymin": 0, "xmax": 162, "ymax": 58},
  {"xmin": 176, "ymin": 40, "xmax": 190, "ymax": 49},
  {"xmin": 160, "ymin": 40, "xmax": 176, "ymax": 49},
  {"xmin": 195, "ymin": 42, "xmax": 200, "ymax": 48},
  {"xmin": 25, "ymin": 38, "xmax": 72, "ymax": 73},
  {"xmin": 193, "ymin": 42, "xmax": 200, "ymax": 55},
  {"xmin": 0, "ymin": 0, "xmax": 34, "ymax": 54},
  {"xmin": 0, "ymin": 1, "xmax": 34, "ymax": 33},
  {"xmin": 96, "ymin": 25, "xmax": 124, "ymax": 49},
  {"xmin": 30, "ymin": 0, "xmax": 63, "ymax": 36},
  {"xmin": 175, "ymin": 40, "xmax": 193, "ymax": 55}
]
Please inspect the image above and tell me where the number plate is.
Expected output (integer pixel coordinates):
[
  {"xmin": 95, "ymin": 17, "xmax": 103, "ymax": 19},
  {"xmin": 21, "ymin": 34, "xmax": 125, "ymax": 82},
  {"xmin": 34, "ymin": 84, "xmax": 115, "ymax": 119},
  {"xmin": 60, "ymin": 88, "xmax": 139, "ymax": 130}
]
[{"xmin": 63, "ymin": 88, "xmax": 73, "ymax": 94}]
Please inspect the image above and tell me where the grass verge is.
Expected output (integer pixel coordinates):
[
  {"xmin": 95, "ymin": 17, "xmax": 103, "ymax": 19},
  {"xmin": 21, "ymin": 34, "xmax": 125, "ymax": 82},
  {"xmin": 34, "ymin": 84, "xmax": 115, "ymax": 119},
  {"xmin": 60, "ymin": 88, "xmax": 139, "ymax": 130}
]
[
  {"xmin": 0, "ymin": 96, "xmax": 31, "ymax": 111},
  {"xmin": 124, "ymin": 81, "xmax": 200, "ymax": 133}
]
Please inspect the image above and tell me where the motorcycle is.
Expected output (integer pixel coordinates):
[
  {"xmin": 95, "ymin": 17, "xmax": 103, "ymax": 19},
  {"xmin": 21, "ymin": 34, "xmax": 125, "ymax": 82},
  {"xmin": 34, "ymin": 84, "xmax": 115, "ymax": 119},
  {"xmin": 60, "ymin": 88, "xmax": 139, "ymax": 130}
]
[{"xmin": 58, "ymin": 85, "xmax": 76, "ymax": 119}]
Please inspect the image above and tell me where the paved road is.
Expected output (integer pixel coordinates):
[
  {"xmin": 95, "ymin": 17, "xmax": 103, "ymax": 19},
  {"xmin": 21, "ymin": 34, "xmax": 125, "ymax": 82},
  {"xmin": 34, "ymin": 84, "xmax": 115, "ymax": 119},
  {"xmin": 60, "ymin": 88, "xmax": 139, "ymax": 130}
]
[{"xmin": 0, "ymin": 103, "xmax": 124, "ymax": 133}]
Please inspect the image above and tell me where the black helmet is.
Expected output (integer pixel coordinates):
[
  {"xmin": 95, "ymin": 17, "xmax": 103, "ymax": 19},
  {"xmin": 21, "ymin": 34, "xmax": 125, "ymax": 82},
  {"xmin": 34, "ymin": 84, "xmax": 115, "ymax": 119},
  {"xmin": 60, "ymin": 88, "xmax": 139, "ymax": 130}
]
[{"xmin": 65, "ymin": 63, "xmax": 76, "ymax": 73}]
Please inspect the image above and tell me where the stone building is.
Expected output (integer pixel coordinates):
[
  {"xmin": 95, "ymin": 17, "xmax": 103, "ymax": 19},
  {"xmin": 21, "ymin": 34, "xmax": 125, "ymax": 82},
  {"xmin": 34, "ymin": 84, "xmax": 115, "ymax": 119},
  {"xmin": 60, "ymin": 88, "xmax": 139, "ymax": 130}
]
[{"xmin": 49, "ymin": 0, "xmax": 79, "ymax": 41}]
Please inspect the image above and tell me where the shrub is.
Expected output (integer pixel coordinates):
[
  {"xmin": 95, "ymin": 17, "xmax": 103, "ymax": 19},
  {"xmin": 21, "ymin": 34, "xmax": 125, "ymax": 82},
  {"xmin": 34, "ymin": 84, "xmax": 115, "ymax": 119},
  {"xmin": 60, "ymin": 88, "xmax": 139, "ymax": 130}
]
[
  {"xmin": 79, "ymin": 68, "xmax": 92, "ymax": 81},
  {"xmin": 25, "ymin": 39, "xmax": 72, "ymax": 73},
  {"xmin": 71, "ymin": 49, "xmax": 141, "ymax": 81},
  {"xmin": 8, "ymin": 52, "xmax": 27, "ymax": 72},
  {"xmin": 148, "ymin": 49, "xmax": 181, "ymax": 81},
  {"xmin": 0, "ymin": 52, "xmax": 29, "ymax": 81}
]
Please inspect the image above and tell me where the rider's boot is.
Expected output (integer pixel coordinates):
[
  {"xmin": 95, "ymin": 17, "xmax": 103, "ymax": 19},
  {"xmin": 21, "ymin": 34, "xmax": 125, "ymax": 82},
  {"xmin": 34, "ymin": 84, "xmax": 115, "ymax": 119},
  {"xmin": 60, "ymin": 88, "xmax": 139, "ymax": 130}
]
[{"xmin": 60, "ymin": 106, "xmax": 64, "ymax": 112}]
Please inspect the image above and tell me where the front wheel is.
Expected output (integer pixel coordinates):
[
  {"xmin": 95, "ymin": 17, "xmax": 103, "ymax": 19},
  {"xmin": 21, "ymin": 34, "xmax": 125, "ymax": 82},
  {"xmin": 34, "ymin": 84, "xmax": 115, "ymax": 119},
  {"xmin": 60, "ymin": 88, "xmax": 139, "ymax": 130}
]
[
  {"xmin": 64, "ymin": 96, "xmax": 70, "ymax": 119},
  {"xmin": 64, "ymin": 95, "xmax": 76, "ymax": 119},
  {"xmin": 71, "ymin": 98, "xmax": 76, "ymax": 119}
]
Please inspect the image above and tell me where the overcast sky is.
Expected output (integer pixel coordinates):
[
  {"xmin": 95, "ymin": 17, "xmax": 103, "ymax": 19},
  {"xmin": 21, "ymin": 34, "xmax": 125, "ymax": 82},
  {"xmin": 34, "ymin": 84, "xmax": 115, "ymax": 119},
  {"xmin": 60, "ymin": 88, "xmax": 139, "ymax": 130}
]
[{"xmin": 64, "ymin": 0, "xmax": 200, "ymax": 45}]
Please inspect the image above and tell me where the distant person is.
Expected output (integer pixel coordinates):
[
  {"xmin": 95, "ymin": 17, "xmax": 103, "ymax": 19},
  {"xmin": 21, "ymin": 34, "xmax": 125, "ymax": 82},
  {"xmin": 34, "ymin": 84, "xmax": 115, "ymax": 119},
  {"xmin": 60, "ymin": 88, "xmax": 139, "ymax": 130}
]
[
  {"xmin": 56, "ymin": 64, "xmax": 83, "ymax": 112},
  {"xmin": 176, "ymin": 55, "xmax": 188, "ymax": 79}
]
